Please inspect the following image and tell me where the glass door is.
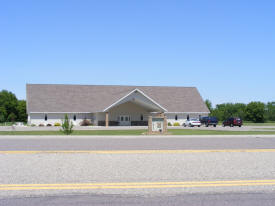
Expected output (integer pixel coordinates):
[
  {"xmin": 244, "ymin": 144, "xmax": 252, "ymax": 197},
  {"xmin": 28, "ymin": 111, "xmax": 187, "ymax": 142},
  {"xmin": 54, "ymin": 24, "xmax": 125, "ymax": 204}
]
[{"xmin": 119, "ymin": 115, "xmax": 131, "ymax": 126}]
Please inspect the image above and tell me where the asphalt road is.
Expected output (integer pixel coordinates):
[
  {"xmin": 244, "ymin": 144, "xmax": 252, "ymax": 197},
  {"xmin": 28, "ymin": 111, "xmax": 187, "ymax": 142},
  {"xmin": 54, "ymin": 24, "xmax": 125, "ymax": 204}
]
[
  {"xmin": 1, "ymin": 135, "xmax": 275, "ymax": 205},
  {"xmin": 1, "ymin": 193, "xmax": 275, "ymax": 206},
  {"xmin": 1, "ymin": 135, "xmax": 275, "ymax": 150}
]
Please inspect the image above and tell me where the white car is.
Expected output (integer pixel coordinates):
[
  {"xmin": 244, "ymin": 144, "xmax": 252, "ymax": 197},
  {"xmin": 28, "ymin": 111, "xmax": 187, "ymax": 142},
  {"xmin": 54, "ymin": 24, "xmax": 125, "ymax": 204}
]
[{"xmin": 183, "ymin": 118, "xmax": 201, "ymax": 127}]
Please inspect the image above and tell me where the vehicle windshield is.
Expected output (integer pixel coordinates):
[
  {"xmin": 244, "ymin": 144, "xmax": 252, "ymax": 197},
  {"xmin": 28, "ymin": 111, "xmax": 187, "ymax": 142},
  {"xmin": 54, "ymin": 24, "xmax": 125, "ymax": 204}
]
[{"xmin": 190, "ymin": 118, "xmax": 199, "ymax": 121}]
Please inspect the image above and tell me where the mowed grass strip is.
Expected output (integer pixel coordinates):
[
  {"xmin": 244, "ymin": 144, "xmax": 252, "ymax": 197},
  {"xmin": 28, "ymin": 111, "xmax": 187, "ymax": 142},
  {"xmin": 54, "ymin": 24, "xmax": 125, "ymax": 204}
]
[
  {"xmin": 1, "ymin": 129, "xmax": 275, "ymax": 135},
  {"xmin": 170, "ymin": 129, "xmax": 275, "ymax": 135},
  {"xmin": 243, "ymin": 122, "xmax": 275, "ymax": 126},
  {"xmin": 255, "ymin": 128, "xmax": 275, "ymax": 130},
  {"xmin": 0, "ymin": 130, "xmax": 146, "ymax": 136},
  {"xmin": 217, "ymin": 122, "xmax": 275, "ymax": 126}
]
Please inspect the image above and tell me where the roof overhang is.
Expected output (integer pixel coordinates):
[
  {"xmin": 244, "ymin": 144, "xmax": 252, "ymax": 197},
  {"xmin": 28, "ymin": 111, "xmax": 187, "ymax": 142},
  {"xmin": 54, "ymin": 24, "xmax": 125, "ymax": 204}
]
[{"xmin": 103, "ymin": 88, "xmax": 167, "ymax": 112}]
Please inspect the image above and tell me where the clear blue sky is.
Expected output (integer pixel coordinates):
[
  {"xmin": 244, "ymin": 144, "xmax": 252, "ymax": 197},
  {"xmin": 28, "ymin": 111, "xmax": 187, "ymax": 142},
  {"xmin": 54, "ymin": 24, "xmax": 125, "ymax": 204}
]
[{"xmin": 0, "ymin": 0, "xmax": 274, "ymax": 105}]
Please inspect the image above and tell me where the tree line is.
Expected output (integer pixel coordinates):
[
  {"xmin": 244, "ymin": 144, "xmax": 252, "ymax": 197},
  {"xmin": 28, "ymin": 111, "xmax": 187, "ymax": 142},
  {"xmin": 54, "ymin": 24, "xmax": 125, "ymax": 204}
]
[
  {"xmin": 205, "ymin": 100, "xmax": 275, "ymax": 123},
  {"xmin": 0, "ymin": 90, "xmax": 27, "ymax": 123}
]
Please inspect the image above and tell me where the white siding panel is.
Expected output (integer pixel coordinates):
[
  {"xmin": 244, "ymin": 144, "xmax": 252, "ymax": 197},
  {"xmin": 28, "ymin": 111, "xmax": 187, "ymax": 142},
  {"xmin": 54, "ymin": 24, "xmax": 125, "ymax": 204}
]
[{"xmin": 29, "ymin": 113, "xmax": 93, "ymax": 126}]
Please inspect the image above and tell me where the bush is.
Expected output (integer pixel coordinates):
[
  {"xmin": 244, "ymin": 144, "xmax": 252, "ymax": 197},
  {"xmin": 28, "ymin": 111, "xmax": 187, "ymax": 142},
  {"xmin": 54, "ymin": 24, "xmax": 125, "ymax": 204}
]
[
  {"xmin": 54, "ymin": 122, "xmax": 61, "ymax": 126},
  {"xmin": 31, "ymin": 124, "xmax": 36, "ymax": 127},
  {"xmin": 39, "ymin": 123, "xmax": 44, "ymax": 127},
  {"xmin": 46, "ymin": 123, "xmax": 52, "ymax": 127},
  {"xmin": 61, "ymin": 114, "xmax": 74, "ymax": 135},
  {"xmin": 80, "ymin": 119, "xmax": 92, "ymax": 126},
  {"xmin": 168, "ymin": 122, "xmax": 172, "ymax": 126},
  {"xmin": 173, "ymin": 122, "xmax": 180, "ymax": 126}
]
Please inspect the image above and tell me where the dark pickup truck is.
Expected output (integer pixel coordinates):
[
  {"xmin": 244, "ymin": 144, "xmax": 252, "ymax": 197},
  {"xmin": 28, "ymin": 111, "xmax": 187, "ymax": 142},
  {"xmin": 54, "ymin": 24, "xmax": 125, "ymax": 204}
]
[{"xmin": 200, "ymin": 116, "xmax": 218, "ymax": 127}]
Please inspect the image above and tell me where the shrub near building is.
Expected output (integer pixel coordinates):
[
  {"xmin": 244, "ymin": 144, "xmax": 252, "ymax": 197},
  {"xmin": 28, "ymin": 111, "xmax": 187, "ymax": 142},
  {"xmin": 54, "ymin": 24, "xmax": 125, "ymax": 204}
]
[{"xmin": 61, "ymin": 114, "xmax": 74, "ymax": 135}]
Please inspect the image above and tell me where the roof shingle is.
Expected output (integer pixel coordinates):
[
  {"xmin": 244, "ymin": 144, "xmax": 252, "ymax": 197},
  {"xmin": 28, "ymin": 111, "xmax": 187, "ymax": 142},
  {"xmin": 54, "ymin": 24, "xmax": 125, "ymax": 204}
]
[{"xmin": 26, "ymin": 84, "xmax": 209, "ymax": 113}]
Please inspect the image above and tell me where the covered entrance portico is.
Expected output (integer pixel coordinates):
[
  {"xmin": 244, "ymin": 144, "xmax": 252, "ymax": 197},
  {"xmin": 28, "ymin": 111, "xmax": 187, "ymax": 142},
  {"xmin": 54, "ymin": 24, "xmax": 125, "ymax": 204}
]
[
  {"xmin": 102, "ymin": 89, "xmax": 167, "ymax": 127},
  {"xmin": 118, "ymin": 115, "xmax": 131, "ymax": 126}
]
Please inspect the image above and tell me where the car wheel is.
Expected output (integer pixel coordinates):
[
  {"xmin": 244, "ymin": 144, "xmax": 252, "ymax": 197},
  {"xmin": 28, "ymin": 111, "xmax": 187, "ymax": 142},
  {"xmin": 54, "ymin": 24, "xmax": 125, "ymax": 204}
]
[
  {"xmin": 198, "ymin": 125, "xmax": 200, "ymax": 127},
  {"xmin": 206, "ymin": 124, "xmax": 209, "ymax": 127},
  {"xmin": 184, "ymin": 124, "xmax": 186, "ymax": 127},
  {"xmin": 239, "ymin": 125, "xmax": 241, "ymax": 127},
  {"xmin": 214, "ymin": 125, "xmax": 216, "ymax": 127}
]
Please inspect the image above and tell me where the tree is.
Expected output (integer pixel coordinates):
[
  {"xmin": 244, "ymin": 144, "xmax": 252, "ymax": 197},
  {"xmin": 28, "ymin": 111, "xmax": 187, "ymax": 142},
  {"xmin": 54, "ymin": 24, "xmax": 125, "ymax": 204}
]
[
  {"xmin": 210, "ymin": 102, "xmax": 247, "ymax": 121},
  {"xmin": 16, "ymin": 100, "xmax": 27, "ymax": 122},
  {"xmin": 245, "ymin": 102, "xmax": 265, "ymax": 123},
  {"xmin": 232, "ymin": 103, "xmax": 246, "ymax": 120},
  {"xmin": 0, "ymin": 90, "xmax": 27, "ymax": 123},
  {"xmin": 265, "ymin": 102, "xmax": 275, "ymax": 121},
  {"xmin": 61, "ymin": 114, "xmax": 74, "ymax": 135},
  {"xmin": 7, "ymin": 113, "xmax": 16, "ymax": 123},
  {"xmin": 0, "ymin": 90, "xmax": 18, "ymax": 120},
  {"xmin": 0, "ymin": 107, "xmax": 7, "ymax": 123},
  {"xmin": 205, "ymin": 99, "xmax": 213, "ymax": 113}
]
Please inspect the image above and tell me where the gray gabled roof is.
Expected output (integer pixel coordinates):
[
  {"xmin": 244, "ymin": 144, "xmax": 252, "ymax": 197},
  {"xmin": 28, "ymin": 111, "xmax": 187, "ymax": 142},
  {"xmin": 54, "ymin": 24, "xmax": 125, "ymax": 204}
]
[{"xmin": 26, "ymin": 84, "xmax": 209, "ymax": 113}]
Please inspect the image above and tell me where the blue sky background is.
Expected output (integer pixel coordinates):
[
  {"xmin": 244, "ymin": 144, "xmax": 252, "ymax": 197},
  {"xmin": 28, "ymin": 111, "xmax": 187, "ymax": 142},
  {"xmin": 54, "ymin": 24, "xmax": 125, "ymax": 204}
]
[{"xmin": 0, "ymin": 0, "xmax": 274, "ymax": 105}]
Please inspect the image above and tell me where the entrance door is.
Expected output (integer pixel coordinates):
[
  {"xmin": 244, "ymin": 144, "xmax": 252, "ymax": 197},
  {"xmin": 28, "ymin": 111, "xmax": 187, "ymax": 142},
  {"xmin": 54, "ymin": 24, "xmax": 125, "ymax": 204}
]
[{"xmin": 119, "ymin": 115, "xmax": 131, "ymax": 126}]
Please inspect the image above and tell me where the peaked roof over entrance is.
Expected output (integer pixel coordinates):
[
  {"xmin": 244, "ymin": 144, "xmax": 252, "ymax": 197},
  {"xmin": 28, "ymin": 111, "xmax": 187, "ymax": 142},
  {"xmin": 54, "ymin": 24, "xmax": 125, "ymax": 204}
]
[
  {"xmin": 103, "ymin": 88, "xmax": 167, "ymax": 112},
  {"xmin": 26, "ymin": 84, "xmax": 210, "ymax": 113}
]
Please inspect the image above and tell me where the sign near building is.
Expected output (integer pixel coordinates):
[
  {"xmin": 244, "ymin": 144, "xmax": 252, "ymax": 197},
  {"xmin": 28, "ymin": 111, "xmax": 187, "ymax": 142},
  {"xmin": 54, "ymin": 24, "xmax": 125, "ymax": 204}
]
[
  {"xmin": 152, "ymin": 118, "xmax": 164, "ymax": 132},
  {"xmin": 148, "ymin": 113, "xmax": 167, "ymax": 134}
]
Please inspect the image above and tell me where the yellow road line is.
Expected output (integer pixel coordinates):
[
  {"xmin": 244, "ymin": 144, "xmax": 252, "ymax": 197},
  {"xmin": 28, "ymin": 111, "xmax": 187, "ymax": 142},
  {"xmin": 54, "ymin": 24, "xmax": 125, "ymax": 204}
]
[
  {"xmin": 1, "ymin": 149, "xmax": 275, "ymax": 154},
  {"xmin": 1, "ymin": 179, "xmax": 275, "ymax": 187},
  {"xmin": 1, "ymin": 180, "xmax": 275, "ymax": 190}
]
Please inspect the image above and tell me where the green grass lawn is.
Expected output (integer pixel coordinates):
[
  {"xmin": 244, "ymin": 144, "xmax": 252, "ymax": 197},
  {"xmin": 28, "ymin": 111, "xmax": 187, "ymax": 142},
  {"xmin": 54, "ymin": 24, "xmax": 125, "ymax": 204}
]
[
  {"xmin": 0, "ymin": 129, "xmax": 275, "ymax": 135},
  {"xmin": 243, "ymin": 123, "xmax": 275, "ymax": 126},
  {"xmin": 170, "ymin": 129, "xmax": 275, "ymax": 135},
  {"xmin": 217, "ymin": 122, "xmax": 275, "ymax": 126},
  {"xmin": 0, "ymin": 130, "xmax": 147, "ymax": 136},
  {"xmin": 255, "ymin": 128, "xmax": 275, "ymax": 130}
]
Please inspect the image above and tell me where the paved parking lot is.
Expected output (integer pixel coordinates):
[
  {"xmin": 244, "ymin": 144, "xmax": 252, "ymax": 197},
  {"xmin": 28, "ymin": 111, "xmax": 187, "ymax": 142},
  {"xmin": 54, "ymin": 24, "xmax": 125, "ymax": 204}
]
[{"xmin": 0, "ymin": 125, "xmax": 275, "ymax": 132}]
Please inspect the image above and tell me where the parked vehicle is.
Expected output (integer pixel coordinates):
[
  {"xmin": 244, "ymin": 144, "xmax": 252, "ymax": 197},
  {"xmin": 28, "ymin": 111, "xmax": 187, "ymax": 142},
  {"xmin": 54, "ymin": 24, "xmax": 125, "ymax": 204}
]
[
  {"xmin": 183, "ymin": 118, "xmax": 201, "ymax": 127},
  {"xmin": 200, "ymin": 116, "xmax": 218, "ymax": 127},
  {"xmin": 222, "ymin": 117, "xmax": 242, "ymax": 127}
]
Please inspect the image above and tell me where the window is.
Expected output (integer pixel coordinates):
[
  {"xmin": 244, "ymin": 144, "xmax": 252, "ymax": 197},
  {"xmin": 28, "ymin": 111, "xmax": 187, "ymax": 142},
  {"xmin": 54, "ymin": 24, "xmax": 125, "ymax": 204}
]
[
  {"xmin": 141, "ymin": 114, "xmax": 143, "ymax": 121},
  {"xmin": 73, "ymin": 115, "xmax": 76, "ymax": 121},
  {"xmin": 121, "ymin": 116, "xmax": 124, "ymax": 121},
  {"xmin": 45, "ymin": 114, "xmax": 47, "ymax": 121},
  {"xmin": 175, "ymin": 115, "xmax": 178, "ymax": 120}
]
